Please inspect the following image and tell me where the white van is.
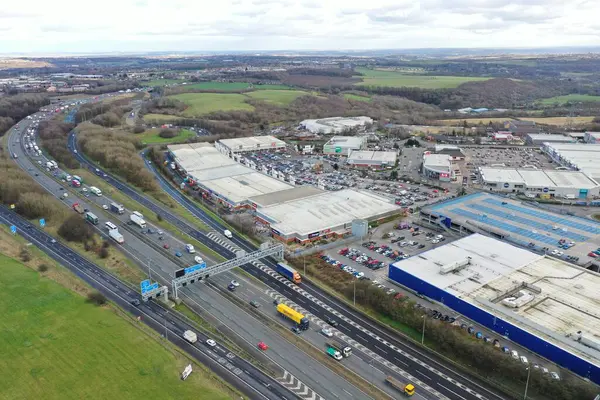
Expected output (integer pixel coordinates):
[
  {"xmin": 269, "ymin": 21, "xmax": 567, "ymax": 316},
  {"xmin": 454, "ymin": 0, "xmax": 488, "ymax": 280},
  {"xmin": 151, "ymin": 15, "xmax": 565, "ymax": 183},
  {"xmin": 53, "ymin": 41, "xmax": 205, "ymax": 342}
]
[
  {"xmin": 185, "ymin": 244, "xmax": 195, "ymax": 254},
  {"xmin": 105, "ymin": 221, "xmax": 118, "ymax": 231},
  {"xmin": 90, "ymin": 186, "xmax": 102, "ymax": 196}
]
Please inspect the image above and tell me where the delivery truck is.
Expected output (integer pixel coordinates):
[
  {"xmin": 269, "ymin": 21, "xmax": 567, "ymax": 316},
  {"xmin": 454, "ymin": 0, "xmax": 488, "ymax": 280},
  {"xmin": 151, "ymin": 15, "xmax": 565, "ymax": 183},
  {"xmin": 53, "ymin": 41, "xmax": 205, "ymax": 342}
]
[
  {"xmin": 110, "ymin": 202, "xmax": 124, "ymax": 214},
  {"xmin": 385, "ymin": 376, "xmax": 415, "ymax": 397},
  {"xmin": 89, "ymin": 186, "xmax": 102, "ymax": 196},
  {"xmin": 326, "ymin": 341, "xmax": 352, "ymax": 357},
  {"xmin": 183, "ymin": 330, "xmax": 197, "ymax": 344},
  {"xmin": 276, "ymin": 262, "xmax": 301, "ymax": 284},
  {"xmin": 130, "ymin": 214, "xmax": 146, "ymax": 229},
  {"xmin": 276, "ymin": 303, "xmax": 310, "ymax": 330},
  {"xmin": 72, "ymin": 203, "xmax": 84, "ymax": 214},
  {"xmin": 326, "ymin": 346, "xmax": 343, "ymax": 361},
  {"xmin": 85, "ymin": 212, "xmax": 99, "ymax": 225},
  {"xmin": 108, "ymin": 229, "xmax": 124, "ymax": 244}
]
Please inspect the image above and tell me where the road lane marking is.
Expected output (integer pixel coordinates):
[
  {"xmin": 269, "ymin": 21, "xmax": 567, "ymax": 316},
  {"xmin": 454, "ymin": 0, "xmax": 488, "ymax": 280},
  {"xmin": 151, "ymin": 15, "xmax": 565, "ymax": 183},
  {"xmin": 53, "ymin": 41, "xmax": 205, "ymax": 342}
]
[
  {"xmin": 416, "ymin": 370, "xmax": 431, "ymax": 380},
  {"xmin": 439, "ymin": 384, "xmax": 467, "ymax": 400},
  {"xmin": 374, "ymin": 344, "xmax": 388, "ymax": 354},
  {"xmin": 393, "ymin": 357, "xmax": 408, "ymax": 367}
]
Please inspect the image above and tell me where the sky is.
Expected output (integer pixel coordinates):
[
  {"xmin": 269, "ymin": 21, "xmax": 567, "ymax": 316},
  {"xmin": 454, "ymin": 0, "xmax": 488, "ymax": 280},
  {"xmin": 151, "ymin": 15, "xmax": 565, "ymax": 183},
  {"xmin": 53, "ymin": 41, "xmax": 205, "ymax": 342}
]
[{"xmin": 1, "ymin": 0, "xmax": 600, "ymax": 54}]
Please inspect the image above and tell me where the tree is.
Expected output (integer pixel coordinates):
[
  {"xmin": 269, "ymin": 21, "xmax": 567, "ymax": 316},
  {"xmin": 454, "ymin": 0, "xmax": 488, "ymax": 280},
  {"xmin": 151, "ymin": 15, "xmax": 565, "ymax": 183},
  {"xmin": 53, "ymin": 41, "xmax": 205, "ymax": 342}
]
[
  {"xmin": 333, "ymin": 163, "xmax": 339, "ymax": 171},
  {"xmin": 159, "ymin": 128, "xmax": 177, "ymax": 138},
  {"xmin": 58, "ymin": 214, "xmax": 94, "ymax": 243},
  {"xmin": 390, "ymin": 170, "xmax": 398, "ymax": 180},
  {"xmin": 87, "ymin": 291, "xmax": 107, "ymax": 306}
]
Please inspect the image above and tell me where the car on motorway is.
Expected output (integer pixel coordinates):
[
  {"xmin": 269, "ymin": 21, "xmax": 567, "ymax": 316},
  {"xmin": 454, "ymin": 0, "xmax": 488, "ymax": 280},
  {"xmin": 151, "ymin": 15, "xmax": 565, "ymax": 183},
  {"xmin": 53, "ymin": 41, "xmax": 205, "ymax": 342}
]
[
  {"xmin": 175, "ymin": 251, "xmax": 182, "ymax": 257},
  {"xmin": 102, "ymin": 204, "xmax": 108, "ymax": 210},
  {"xmin": 250, "ymin": 300, "xmax": 260, "ymax": 308},
  {"xmin": 321, "ymin": 328, "xmax": 334, "ymax": 337},
  {"xmin": 163, "ymin": 243, "xmax": 170, "ymax": 249},
  {"xmin": 206, "ymin": 339, "xmax": 216, "ymax": 347},
  {"xmin": 325, "ymin": 317, "xmax": 339, "ymax": 327},
  {"xmin": 194, "ymin": 256, "xmax": 204, "ymax": 264},
  {"xmin": 227, "ymin": 283, "xmax": 236, "ymax": 291},
  {"xmin": 257, "ymin": 342, "xmax": 269, "ymax": 351},
  {"xmin": 230, "ymin": 280, "xmax": 240, "ymax": 287},
  {"xmin": 291, "ymin": 326, "xmax": 301, "ymax": 334},
  {"xmin": 131, "ymin": 299, "xmax": 141, "ymax": 307}
]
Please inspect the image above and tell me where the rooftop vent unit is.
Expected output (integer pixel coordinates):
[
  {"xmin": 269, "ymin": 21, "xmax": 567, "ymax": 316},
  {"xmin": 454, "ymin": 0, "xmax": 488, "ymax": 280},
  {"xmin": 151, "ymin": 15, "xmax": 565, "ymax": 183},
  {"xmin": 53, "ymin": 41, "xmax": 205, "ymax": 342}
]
[
  {"xmin": 573, "ymin": 331, "xmax": 600, "ymax": 352},
  {"xmin": 440, "ymin": 256, "xmax": 472, "ymax": 274},
  {"xmin": 501, "ymin": 290, "xmax": 534, "ymax": 308}
]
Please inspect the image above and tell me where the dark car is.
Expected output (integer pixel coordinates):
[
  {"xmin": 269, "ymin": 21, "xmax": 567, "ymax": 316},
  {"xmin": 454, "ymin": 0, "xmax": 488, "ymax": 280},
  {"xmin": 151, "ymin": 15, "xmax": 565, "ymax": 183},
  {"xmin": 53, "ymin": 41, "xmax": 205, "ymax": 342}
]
[
  {"xmin": 131, "ymin": 299, "xmax": 141, "ymax": 307},
  {"xmin": 291, "ymin": 326, "xmax": 301, "ymax": 334},
  {"xmin": 250, "ymin": 300, "xmax": 261, "ymax": 308},
  {"xmin": 325, "ymin": 317, "xmax": 339, "ymax": 327}
]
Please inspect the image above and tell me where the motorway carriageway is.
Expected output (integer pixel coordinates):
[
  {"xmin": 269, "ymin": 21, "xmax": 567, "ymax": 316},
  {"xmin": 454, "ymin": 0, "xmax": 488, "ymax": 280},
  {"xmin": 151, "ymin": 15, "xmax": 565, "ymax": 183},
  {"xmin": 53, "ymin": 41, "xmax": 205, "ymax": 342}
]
[
  {"xmin": 0, "ymin": 205, "xmax": 293, "ymax": 400},
  {"xmin": 67, "ymin": 130, "xmax": 511, "ymax": 400},
  {"xmin": 11, "ymin": 118, "xmax": 362, "ymax": 400}
]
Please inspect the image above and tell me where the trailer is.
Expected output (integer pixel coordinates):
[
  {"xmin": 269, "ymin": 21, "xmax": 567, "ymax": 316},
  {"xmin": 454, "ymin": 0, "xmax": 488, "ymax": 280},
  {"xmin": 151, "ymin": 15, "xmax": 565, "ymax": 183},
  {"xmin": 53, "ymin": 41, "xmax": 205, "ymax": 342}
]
[
  {"xmin": 108, "ymin": 229, "xmax": 124, "ymax": 244},
  {"xmin": 326, "ymin": 341, "xmax": 352, "ymax": 357},
  {"xmin": 276, "ymin": 262, "xmax": 301, "ymax": 284},
  {"xmin": 385, "ymin": 376, "xmax": 415, "ymax": 397},
  {"xmin": 110, "ymin": 202, "xmax": 124, "ymax": 214},
  {"xmin": 130, "ymin": 214, "xmax": 147, "ymax": 229},
  {"xmin": 276, "ymin": 303, "xmax": 309, "ymax": 330}
]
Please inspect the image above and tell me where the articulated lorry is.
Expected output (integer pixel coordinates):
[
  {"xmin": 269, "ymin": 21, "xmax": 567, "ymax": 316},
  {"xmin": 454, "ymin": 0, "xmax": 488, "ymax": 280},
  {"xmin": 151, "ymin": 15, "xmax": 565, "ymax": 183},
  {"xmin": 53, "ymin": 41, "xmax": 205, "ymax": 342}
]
[
  {"xmin": 326, "ymin": 341, "xmax": 352, "ymax": 357},
  {"xmin": 108, "ymin": 229, "xmax": 124, "ymax": 244},
  {"xmin": 130, "ymin": 214, "xmax": 146, "ymax": 229},
  {"xmin": 276, "ymin": 303, "xmax": 310, "ymax": 330},
  {"xmin": 110, "ymin": 202, "xmax": 124, "ymax": 214},
  {"xmin": 385, "ymin": 376, "xmax": 415, "ymax": 397},
  {"xmin": 276, "ymin": 262, "xmax": 301, "ymax": 284},
  {"xmin": 72, "ymin": 203, "xmax": 84, "ymax": 214}
]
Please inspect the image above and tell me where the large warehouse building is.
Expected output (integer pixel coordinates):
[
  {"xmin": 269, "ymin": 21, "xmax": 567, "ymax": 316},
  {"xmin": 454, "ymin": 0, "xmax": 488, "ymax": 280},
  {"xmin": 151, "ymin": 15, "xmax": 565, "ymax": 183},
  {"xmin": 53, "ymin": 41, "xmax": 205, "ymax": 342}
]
[
  {"xmin": 347, "ymin": 150, "xmax": 397, "ymax": 168},
  {"xmin": 478, "ymin": 167, "xmax": 600, "ymax": 199},
  {"xmin": 525, "ymin": 133, "xmax": 574, "ymax": 146},
  {"xmin": 389, "ymin": 233, "xmax": 600, "ymax": 384},
  {"xmin": 252, "ymin": 188, "xmax": 398, "ymax": 243},
  {"xmin": 543, "ymin": 142, "xmax": 600, "ymax": 181},
  {"xmin": 299, "ymin": 116, "xmax": 373, "ymax": 134},
  {"xmin": 215, "ymin": 135, "xmax": 286, "ymax": 155},
  {"xmin": 168, "ymin": 143, "xmax": 293, "ymax": 208},
  {"xmin": 323, "ymin": 136, "xmax": 366, "ymax": 155}
]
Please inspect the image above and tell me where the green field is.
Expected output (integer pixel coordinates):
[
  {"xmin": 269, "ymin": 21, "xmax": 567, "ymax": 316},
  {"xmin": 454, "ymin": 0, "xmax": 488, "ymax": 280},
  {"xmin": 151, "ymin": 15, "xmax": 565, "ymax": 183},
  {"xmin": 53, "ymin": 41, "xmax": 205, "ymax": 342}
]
[
  {"xmin": 145, "ymin": 79, "xmax": 185, "ymax": 86},
  {"xmin": 355, "ymin": 67, "xmax": 490, "ymax": 89},
  {"xmin": 142, "ymin": 113, "xmax": 181, "ymax": 122},
  {"xmin": 183, "ymin": 82, "xmax": 293, "ymax": 91},
  {"xmin": 0, "ymin": 254, "xmax": 230, "ymax": 400},
  {"xmin": 343, "ymin": 93, "xmax": 371, "ymax": 102},
  {"xmin": 537, "ymin": 94, "xmax": 600, "ymax": 105},
  {"xmin": 136, "ymin": 128, "xmax": 196, "ymax": 144},
  {"xmin": 169, "ymin": 93, "xmax": 254, "ymax": 116},
  {"xmin": 246, "ymin": 89, "xmax": 308, "ymax": 105}
]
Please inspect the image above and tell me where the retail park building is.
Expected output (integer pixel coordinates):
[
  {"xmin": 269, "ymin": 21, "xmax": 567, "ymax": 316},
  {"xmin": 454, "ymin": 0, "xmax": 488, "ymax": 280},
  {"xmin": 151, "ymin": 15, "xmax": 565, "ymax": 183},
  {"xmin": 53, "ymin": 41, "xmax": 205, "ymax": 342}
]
[
  {"xmin": 167, "ymin": 141, "xmax": 399, "ymax": 244},
  {"xmin": 388, "ymin": 233, "xmax": 600, "ymax": 384}
]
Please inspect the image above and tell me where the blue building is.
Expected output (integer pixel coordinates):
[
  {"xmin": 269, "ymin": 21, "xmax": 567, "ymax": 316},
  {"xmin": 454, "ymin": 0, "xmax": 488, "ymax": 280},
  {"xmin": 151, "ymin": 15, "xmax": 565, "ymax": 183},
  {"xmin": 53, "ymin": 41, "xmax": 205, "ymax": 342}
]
[{"xmin": 388, "ymin": 233, "xmax": 600, "ymax": 384}]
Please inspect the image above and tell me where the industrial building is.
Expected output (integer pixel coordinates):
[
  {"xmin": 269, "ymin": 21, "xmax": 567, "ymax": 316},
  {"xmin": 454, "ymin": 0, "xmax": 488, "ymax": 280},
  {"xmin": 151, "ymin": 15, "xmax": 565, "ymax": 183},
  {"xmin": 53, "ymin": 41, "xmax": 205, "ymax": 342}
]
[
  {"xmin": 420, "ymin": 192, "xmax": 600, "ymax": 263},
  {"xmin": 422, "ymin": 153, "xmax": 453, "ymax": 182},
  {"xmin": 505, "ymin": 120, "xmax": 542, "ymax": 136},
  {"xmin": 525, "ymin": 133, "xmax": 575, "ymax": 146},
  {"xmin": 543, "ymin": 142, "xmax": 600, "ymax": 182},
  {"xmin": 299, "ymin": 116, "xmax": 373, "ymax": 134},
  {"xmin": 478, "ymin": 167, "xmax": 600, "ymax": 199},
  {"xmin": 252, "ymin": 188, "xmax": 399, "ymax": 243},
  {"xmin": 215, "ymin": 135, "xmax": 286, "ymax": 155},
  {"xmin": 168, "ymin": 143, "xmax": 293, "ymax": 208},
  {"xmin": 347, "ymin": 150, "xmax": 397, "ymax": 168},
  {"xmin": 388, "ymin": 233, "xmax": 600, "ymax": 384},
  {"xmin": 323, "ymin": 136, "xmax": 366, "ymax": 155}
]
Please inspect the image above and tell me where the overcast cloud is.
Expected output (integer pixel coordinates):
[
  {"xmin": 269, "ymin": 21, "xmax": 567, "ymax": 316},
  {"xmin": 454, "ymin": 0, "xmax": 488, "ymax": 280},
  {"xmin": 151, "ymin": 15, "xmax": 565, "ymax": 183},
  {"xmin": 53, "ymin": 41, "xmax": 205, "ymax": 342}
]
[{"xmin": 1, "ymin": 0, "xmax": 599, "ymax": 53}]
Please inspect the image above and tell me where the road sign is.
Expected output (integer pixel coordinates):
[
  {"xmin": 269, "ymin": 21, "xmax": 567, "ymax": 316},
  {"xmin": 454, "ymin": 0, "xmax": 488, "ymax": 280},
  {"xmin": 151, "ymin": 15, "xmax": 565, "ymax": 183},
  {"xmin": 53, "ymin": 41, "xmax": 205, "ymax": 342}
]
[
  {"xmin": 10, "ymin": 225, "xmax": 16, "ymax": 234},
  {"xmin": 39, "ymin": 218, "xmax": 45, "ymax": 227},
  {"xmin": 140, "ymin": 280, "xmax": 159, "ymax": 294},
  {"xmin": 184, "ymin": 263, "xmax": 206, "ymax": 275}
]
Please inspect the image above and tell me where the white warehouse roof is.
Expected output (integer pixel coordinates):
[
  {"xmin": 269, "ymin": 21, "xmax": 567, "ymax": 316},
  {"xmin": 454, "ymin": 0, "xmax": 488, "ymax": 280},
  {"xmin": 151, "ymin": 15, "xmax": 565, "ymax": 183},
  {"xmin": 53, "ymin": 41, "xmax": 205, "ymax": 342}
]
[
  {"xmin": 300, "ymin": 116, "xmax": 373, "ymax": 134},
  {"xmin": 480, "ymin": 167, "xmax": 599, "ymax": 189},
  {"xmin": 390, "ymin": 234, "xmax": 600, "ymax": 366},
  {"xmin": 218, "ymin": 135, "xmax": 286, "ymax": 152},
  {"xmin": 347, "ymin": 150, "xmax": 397, "ymax": 165},
  {"xmin": 544, "ymin": 143, "xmax": 600, "ymax": 181}
]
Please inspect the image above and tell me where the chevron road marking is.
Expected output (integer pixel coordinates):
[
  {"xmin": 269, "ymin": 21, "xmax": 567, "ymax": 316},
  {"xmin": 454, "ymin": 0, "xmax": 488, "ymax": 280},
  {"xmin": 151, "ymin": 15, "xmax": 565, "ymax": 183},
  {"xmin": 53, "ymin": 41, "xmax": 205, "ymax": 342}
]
[{"xmin": 276, "ymin": 370, "xmax": 322, "ymax": 400}]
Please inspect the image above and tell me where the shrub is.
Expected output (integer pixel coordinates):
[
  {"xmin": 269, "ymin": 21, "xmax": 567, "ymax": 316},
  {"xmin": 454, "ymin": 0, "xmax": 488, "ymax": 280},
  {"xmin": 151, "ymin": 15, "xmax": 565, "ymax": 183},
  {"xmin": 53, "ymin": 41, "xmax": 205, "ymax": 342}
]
[
  {"xmin": 156, "ymin": 213, "xmax": 163, "ymax": 222},
  {"xmin": 19, "ymin": 248, "xmax": 31, "ymax": 262},
  {"xmin": 133, "ymin": 125, "xmax": 145, "ymax": 134},
  {"xmin": 38, "ymin": 264, "xmax": 49, "ymax": 272},
  {"xmin": 87, "ymin": 291, "xmax": 107, "ymax": 306},
  {"xmin": 159, "ymin": 128, "xmax": 177, "ymax": 138},
  {"xmin": 58, "ymin": 214, "xmax": 93, "ymax": 243},
  {"xmin": 99, "ymin": 247, "xmax": 109, "ymax": 259},
  {"xmin": 102, "ymin": 240, "xmax": 110, "ymax": 249}
]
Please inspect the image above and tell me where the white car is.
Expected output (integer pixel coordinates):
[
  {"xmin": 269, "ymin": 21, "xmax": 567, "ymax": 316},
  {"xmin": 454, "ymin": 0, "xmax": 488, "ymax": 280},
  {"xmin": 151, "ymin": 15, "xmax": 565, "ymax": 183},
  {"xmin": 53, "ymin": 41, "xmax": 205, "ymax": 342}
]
[
  {"xmin": 511, "ymin": 350, "xmax": 519, "ymax": 360},
  {"xmin": 230, "ymin": 280, "xmax": 240, "ymax": 287},
  {"xmin": 550, "ymin": 372, "xmax": 560, "ymax": 380},
  {"xmin": 102, "ymin": 204, "xmax": 108, "ymax": 210},
  {"xmin": 194, "ymin": 256, "xmax": 204, "ymax": 264},
  {"xmin": 206, "ymin": 339, "xmax": 216, "ymax": 347},
  {"xmin": 520, "ymin": 356, "xmax": 528, "ymax": 364},
  {"xmin": 541, "ymin": 367, "xmax": 549, "ymax": 375},
  {"xmin": 321, "ymin": 328, "xmax": 333, "ymax": 338}
]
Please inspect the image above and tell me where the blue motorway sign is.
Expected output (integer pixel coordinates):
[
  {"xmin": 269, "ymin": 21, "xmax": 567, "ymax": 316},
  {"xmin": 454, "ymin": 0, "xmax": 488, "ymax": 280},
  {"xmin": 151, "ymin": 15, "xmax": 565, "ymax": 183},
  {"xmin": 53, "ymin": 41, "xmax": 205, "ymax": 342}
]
[
  {"xmin": 39, "ymin": 218, "xmax": 46, "ymax": 227},
  {"xmin": 184, "ymin": 262, "xmax": 206, "ymax": 275},
  {"xmin": 10, "ymin": 225, "xmax": 16, "ymax": 234},
  {"xmin": 140, "ymin": 279, "xmax": 159, "ymax": 294}
]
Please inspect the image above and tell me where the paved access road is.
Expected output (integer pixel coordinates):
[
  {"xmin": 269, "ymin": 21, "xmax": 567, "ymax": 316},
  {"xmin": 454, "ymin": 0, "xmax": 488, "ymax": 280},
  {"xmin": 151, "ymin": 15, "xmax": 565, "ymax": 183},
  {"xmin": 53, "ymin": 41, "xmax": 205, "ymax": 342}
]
[{"xmin": 0, "ymin": 205, "xmax": 292, "ymax": 400}]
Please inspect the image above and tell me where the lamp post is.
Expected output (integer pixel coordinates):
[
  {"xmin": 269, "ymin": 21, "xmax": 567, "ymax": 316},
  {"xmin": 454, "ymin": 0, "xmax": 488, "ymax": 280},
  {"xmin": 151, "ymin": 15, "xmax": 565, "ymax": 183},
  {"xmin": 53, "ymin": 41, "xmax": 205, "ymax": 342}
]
[
  {"xmin": 523, "ymin": 366, "xmax": 531, "ymax": 400},
  {"xmin": 303, "ymin": 255, "xmax": 306, "ymax": 276},
  {"xmin": 421, "ymin": 315, "xmax": 426, "ymax": 345},
  {"xmin": 353, "ymin": 278, "xmax": 356, "ymax": 306}
]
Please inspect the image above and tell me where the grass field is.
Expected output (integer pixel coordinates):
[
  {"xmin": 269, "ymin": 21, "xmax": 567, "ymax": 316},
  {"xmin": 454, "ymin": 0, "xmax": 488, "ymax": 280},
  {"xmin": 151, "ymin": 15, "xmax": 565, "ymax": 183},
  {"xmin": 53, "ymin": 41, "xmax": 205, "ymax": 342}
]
[
  {"xmin": 343, "ymin": 93, "xmax": 371, "ymax": 102},
  {"xmin": 355, "ymin": 67, "xmax": 490, "ymax": 89},
  {"xmin": 246, "ymin": 89, "xmax": 308, "ymax": 105},
  {"xmin": 184, "ymin": 82, "xmax": 292, "ymax": 91},
  {"xmin": 536, "ymin": 94, "xmax": 600, "ymax": 105},
  {"xmin": 136, "ymin": 128, "xmax": 196, "ymax": 144},
  {"xmin": 0, "ymin": 254, "xmax": 231, "ymax": 400},
  {"xmin": 145, "ymin": 79, "xmax": 185, "ymax": 86},
  {"xmin": 169, "ymin": 93, "xmax": 254, "ymax": 117},
  {"xmin": 438, "ymin": 117, "xmax": 513, "ymax": 125},
  {"xmin": 142, "ymin": 113, "xmax": 181, "ymax": 122},
  {"xmin": 518, "ymin": 116, "xmax": 596, "ymax": 126}
]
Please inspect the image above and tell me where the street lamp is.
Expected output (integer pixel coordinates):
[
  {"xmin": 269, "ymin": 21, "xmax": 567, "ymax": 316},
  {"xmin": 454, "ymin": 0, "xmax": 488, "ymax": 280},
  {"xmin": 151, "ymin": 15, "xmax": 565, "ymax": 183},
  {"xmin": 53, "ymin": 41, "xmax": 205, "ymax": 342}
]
[
  {"xmin": 523, "ymin": 366, "xmax": 531, "ymax": 400},
  {"xmin": 421, "ymin": 315, "xmax": 427, "ymax": 345},
  {"xmin": 353, "ymin": 278, "xmax": 356, "ymax": 306}
]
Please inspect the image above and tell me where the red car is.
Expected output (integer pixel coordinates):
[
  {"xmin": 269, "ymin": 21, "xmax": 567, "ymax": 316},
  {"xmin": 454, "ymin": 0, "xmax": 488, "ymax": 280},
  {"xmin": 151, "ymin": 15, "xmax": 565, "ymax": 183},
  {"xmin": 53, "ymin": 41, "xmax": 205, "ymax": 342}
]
[
  {"xmin": 588, "ymin": 252, "xmax": 597, "ymax": 258},
  {"xmin": 258, "ymin": 342, "xmax": 268, "ymax": 351},
  {"xmin": 163, "ymin": 243, "xmax": 170, "ymax": 249}
]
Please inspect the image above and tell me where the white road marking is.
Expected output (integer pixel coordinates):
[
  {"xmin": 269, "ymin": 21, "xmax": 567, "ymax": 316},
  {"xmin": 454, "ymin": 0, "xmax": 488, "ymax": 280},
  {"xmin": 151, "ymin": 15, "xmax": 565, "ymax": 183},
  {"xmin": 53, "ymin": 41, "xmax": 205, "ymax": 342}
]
[{"xmin": 439, "ymin": 384, "xmax": 467, "ymax": 400}]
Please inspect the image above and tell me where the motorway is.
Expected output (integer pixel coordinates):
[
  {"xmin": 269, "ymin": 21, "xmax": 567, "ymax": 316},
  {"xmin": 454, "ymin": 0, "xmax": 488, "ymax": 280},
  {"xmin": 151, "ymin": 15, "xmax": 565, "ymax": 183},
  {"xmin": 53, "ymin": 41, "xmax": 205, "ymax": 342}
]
[
  {"xmin": 9, "ymin": 115, "xmax": 376, "ymax": 400},
  {"xmin": 65, "ymin": 124, "xmax": 511, "ymax": 400},
  {"xmin": 0, "ymin": 205, "xmax": 292, "ymax": 400}
]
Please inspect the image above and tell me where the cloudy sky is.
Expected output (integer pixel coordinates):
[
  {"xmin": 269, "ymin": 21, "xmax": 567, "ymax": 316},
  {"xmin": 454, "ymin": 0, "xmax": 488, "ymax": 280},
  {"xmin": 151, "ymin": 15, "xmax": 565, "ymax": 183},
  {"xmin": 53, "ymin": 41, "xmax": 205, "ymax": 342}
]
[{"xmin": 1, "ymin": 0, "xmax": 599, "ymax": 54}]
